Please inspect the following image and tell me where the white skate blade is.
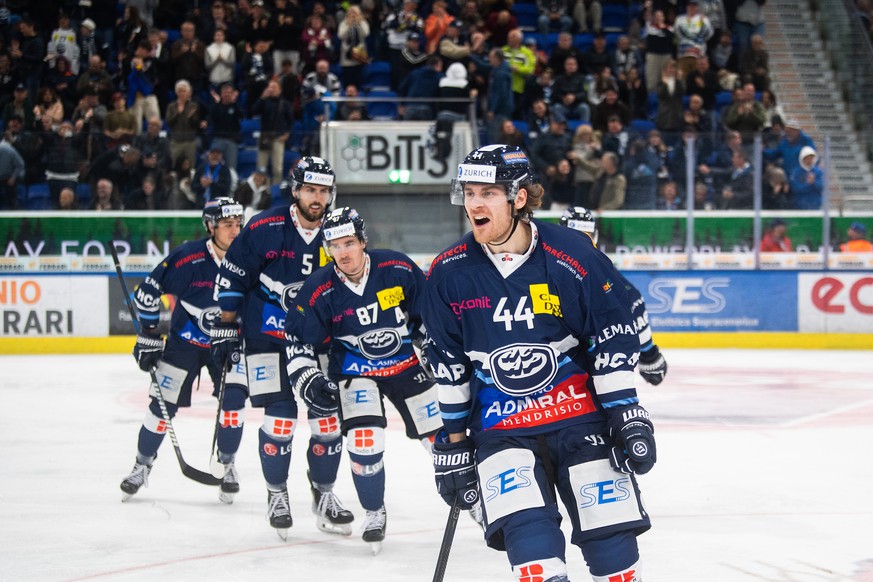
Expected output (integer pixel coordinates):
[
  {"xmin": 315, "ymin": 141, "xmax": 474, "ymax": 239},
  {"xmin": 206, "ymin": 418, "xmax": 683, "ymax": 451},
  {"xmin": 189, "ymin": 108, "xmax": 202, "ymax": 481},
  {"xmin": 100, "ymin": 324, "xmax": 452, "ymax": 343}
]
[
  {"xmin": 219, "ymin": 491, "xmax": 236, "ymax": 505},
  {"xmin": 121, "ymin": 492, "xmax": 134, "ymax": 503},
  {"xmin": 367, "ymin": 541, "xmax": 383, "ymax": 555},
  {"xmin": 317, "ymin": 520, "xmax": 352, "ymax": 536},
  {"xmin": 275, "ymin": 527, "xmax": 289, "ymax": 542},
  {"xmin": 210, "ymin": 458, "xmax": 225, "ymax": 479}
]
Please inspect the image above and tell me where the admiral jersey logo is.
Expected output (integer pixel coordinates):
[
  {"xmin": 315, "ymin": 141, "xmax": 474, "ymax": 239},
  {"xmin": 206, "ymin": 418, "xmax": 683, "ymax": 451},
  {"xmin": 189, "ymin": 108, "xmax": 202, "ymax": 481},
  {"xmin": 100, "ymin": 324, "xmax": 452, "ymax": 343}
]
[
  {"xmin": 488, "ymin": 343, "xmax": 558, "ymax": 396},
  {"xmin": 357, "ymin": 328, "xmax": 403, "ymax": 359}
]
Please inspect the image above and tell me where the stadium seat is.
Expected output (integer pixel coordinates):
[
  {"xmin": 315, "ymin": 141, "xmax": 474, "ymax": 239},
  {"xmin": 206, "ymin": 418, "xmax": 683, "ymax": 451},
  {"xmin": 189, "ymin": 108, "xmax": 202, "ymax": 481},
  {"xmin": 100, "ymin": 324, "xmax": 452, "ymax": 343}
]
[
  {"xmin": 269, "ymin": 184, "xmax": 286, "ymax": 207},
  {"xmin": 602, "ymin": 4, "xmax": 629, "ymax": 32},
  {"xmin": 573, "ymin": 33, "xmax": 594, "ymax": 53},
  {"xmin": 237, "ymin": 149, "xmax": 258, "ymax": 179},
  {"xmin": 282, "ymin": 150, "xmax": 301, "ymax": 177},
  {"xmin": 164, "ymin": 29, "xmax": 180, "ymax": 45},
  {"xmin": 364, "ymin": 61, "xmax": 391, "ymax": 91},
  {"xmin": 27, "ymin": 183, "xmax": 52, "ymax": 210},
  {"xmin": 75, "ymin": 183, "xmax": 91, "ymax": 204},
  {"xmin": 715, "ymin": 91, "xmax": 734, "ymax": 112},
  {"xmin": 241, "ymin": 118, "xmax": 261, "ymax": 148},
  {"xmin": 630, "ymin": 119, "xmax": 655, "ymax": 135},
  {"xmin": 368, "ymin": 90, "xmax": 399, "ymax": 120},
  {"xmin": 514, "ymin": 3, "xmax": 539, "ymax": 30}
]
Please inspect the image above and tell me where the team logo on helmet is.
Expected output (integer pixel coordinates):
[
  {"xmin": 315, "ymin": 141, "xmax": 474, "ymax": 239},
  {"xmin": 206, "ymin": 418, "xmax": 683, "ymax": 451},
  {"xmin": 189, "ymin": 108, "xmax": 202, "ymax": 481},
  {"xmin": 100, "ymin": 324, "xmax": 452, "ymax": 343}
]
[
  {"xmin": 197, "ymin": 306, "xmax": 222, "ymax": 335},
  {"xmin": 357, "ymin": 328, "xmax": 403, "ymax": 359},
  {"xmin": 488, "ymin": 343, "xmax": 557, "ymax": 396},
  {"xmin": 280, "ymin": 282, "xmax": 304, "ymax": 312}
]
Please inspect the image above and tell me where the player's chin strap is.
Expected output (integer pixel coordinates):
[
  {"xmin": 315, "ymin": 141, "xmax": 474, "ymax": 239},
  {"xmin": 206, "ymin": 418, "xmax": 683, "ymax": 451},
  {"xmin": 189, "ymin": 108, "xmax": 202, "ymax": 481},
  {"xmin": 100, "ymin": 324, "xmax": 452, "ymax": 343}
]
[
  {"xmin": 211, "ymin": 236, "xmax": 229, "ymax": 253},
  {"xmin": 490, "ymin": 203, "xmax": 522, "ymax": 247}
]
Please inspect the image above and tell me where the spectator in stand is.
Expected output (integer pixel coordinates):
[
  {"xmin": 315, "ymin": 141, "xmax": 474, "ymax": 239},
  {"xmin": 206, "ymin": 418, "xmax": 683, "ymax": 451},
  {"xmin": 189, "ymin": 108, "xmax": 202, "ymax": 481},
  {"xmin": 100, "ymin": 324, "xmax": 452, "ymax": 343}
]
[
  {"xmin": 656, "ymin": 179, "xmax": 683, "ymax": 210},
  {"xmin": 525, "ymin": 37, "xmax": 551, "ymax": 77},
  {"xmin": 587, "ymin": 66, "xmax": 618, "ymax": 108},
  {"xmin": 724, "ymin": 82, "xmax": 767, "ymax": 143},
  {"xmin": 77, "ymin": 55, "xmax": 115, "ymax": 107},
  {"xmin": 739, "ymin": 34, "xmax": 770, "ymax": 91},
  {"xmin": 252, "ymin": 79, "xmax": 293, "ymax": 183},
  {"xmin": 590, "ymin": 151, "xmax": 626, "ymax": 210},
  {"xmin": 524, "ymin": 98, "xmax": 552, "ymax": 144},
  {"xmin": 398, "ymin": 32, "xmax": 429, "ymax": 85},
  {"xmin": 437, "ymin": 61, "xmax": 473, "ymax": 119},
  {"xmin": 127, "ymin": 39, "xmax": 160, "ymax": 135},
  {"xmin": 272, "ymin": 0, "xmax": 304, "ymax": 74},
  {"xmin": 4, "ymin": 115, "xmax": 44, "ymax": 186},
  {"xmin": 643, "ymin": 5, "xmax": 675, "ymax": 92},
  {"xmin": 90, "ymin": 177, "xmax": 121, "ymax": 210},
  {"xmin": 72, "ymin": 87, "xmax": 108, "ymax": 154},
  {"xmin": 654, "ymin": 59, "xmax": 685, "ymax": 137},
  {"xmin": 199, "ymin": 1, "xmax": 239, "ymax": 46},
  {"xmin": 104, "ymin": 92, "xmax": 138, "ymax": 147},
  {"xmin": 502, "ymin": 29, "xmax": 537, "ymax": 119},
  {"xmin": 498, "ymin": 119, "xmax": 527, "ymax": 149},
  {"xmin": 548, "ymin": 32, "xmax": 582, "ymax": 78},
  {"xmin": 697, "ymin": 0, "xmax": 727, "ymax": 56},
  {"xmin": 699, "ymin": 129, "xmax": 742, "ymax": 193},
  {"xmin": 622, "ymin": 66, "xmax": 649, "ymax": 120},
  {"xmin": 521, "ymin": 64, "xmax": 555, "ymax": 115},
  {"xmin": 0, "ymin": 137, "xmax": 26, "ymax": 210},
  {"xmin": 568, "ymin": 123, "xmax": 603, "ymax": 207},
  {"xmin": 686, "ymin": 55, "xmax": 721, "ymax": 111},
  {"xmin": 165, "ymin": 80, "xmax": 203, "ymax": 168},
  {"xmin": 89, "ymin": 144, "xmax": 144, "ymax": 203},
  {"xmin": 840, "ymin": 222, "xmax": 873, "ymax": 252},
  {"xmin": 134, "ymin": 116, "xmax": 172, "ymax": 175},
  {"xmin": 242, "ymin": 37, "xmax": 275, "ymax": 116},
  {"xmin": 761, "ymin": 90, "xmax": 785, "ymax": 133},
  {"xmin": 78, "ymin": 19, "xmax": 100, "ymax": 67},
  {"xmin": 126, "ymin": 0, "xmax": 158, "ymax": 29},
  {"xmin": 613, "ymin": 35, "xmax": 642, "ymax": 81},
  {"xmin": 240, "ymin": 0, "xmax": 277, "ymax": 47},
  {"xmin": 58, "ymin": 186, "xmax": 80, "ymax": 210},
  {"xmin": 117, "ymin": 5, "xmax": 148, "ymax": 58},
  {"xmin": 336, "ymin": 84, "xmax": 370, "ymax": 121},
  {"xmin": 734, "ymin": 0, "xmax": 766, "ymax": 56},
  {"xmin": 169, "ymin": 154, "xmax": 197, "ymax": 209},
  {"xmin": 545, "ymin": 157, "xmax": 577, "ymax": 211},
  {"xmin": 574, "ymin": 0, "xmax": 603, "ymax": 33},
  {"xmin": 602, "ymin": 113, "xmax": 631, "ymax": 162},
  {"xmin": 457, "ymin": 0, "xmax": 484, "ymax": 31},
  {"xmin": 0, "ymin": 55, "xmax": 16, "ymax": 113},
  {"xmin": 47, "ymin": 11, "xmax": 81, "ymax": 75},
  {"xmin": 338, "ymin": 7, "xmax": 371, "ymax": 90},
  {"xmin": 146, "ymin": 28, "xmax": 172, "ymax": 114},
  {"xmin": 234, "ymin": 166, "xmax": 272, "ymax": 215},
  {"xmin": 760, "ymin": 218, "xmax": 793, "ymax": 251},
  {"xmin": 481, "ymin": 47, "xmax": 514, "ymax": 142},
  {"xmin": 126, "ymin": 172, "xmax": 167, "ymax": 209},
  {"xmin": 622, "ymin": 138, "xmax": 659, "ymax": 209},
  {"xmin": 484, "ymin": 9, "xmax": 517, "ymax": 48},
  {"xmin": 439, "ymin": 20, "xmax": 471, "ymax": 69},
  {"xmin": 683, "ymin": 93, "xmax": 714, "ymax": 136},
  {"xmin": 208, "ymin": 83, "xmax": 242, "ymax": 171},
  {"xmin": 424, "ymin": 1, "xmax": 455, "ymax": 54},
  {"xmin": 692, "ymin": 179, "xmax": 716, "ymax": 210},
  {"xmin": 205, "ymin": 28, "xmax": 237, "ymax": 91},
  {"xmin": 552, "ymin": 56, "xmax": 590, "ymax": 122},
  {"xmin": 43, "ymin": 120, "xmax": 83, "ymax": 208},
  {"xmin": 170, "ymin": 21, "xmax": 206, "ymax": 92},
  {"xmin": 278, "ymin": 59, "xmax": 302, "ymax": 116},
  {"xmin": 44, "ymin": 57, "xmax": 79, "ymax": 118},
  {"xmin": 32, "ymin": 87, "xmax": 65, "ymax": 131},
  {"xmin": 763, "ymin": 166, "xmax": 790, "ymax": 209},
  {"xmin": 530, "ymin": 112, "xmax": 573, "ymax": 181},
  {"xmin": 789, "ymin": 146, "xmax": 823, "ymax": 210},
  {"xmin": 301, "ymin": 57, "xmax": 342, "ymax": 110},
  {"xmin": 538, "ymin": 0, "xmax": 574, "ymax": 34},
  {"xmin": 591, "ymin": 87, "xmax": 630, "ymax": 133},
  {"xmin": 719, "ymin": 148, "xmax": 754, "ymax": 209},
  {"xmin": 383, "ymin": 0, "xmax": 425, "ymax": 90},
  {"xmin": 764, "ymin": 117, "xmax": 816, "ymax": 178},
  {"xmin": 11, "ymin": 16, "xmax": 46, "ymax": 100},
  {"xmin": 711, "ymin": 29, "xmax": 739, "ymax": 82},
  {"xmin": 399, "ymin": 56, "xmax": 443, "ymax": 120},
  {"xmin": 192, "ymin": 145, "xmax": 232, "ymax": 204},
  {"xmin": 582, "ymin": 32, "xmax": 614, "ymax": 81},
  {"xmin": 675, "ymin": 0, "xmax": 713, "ymax": 78},
  {"xmin": 300, "ymin": 14, "xmax": 334, "ymax": 76},
  {"xmin": 646, "ymin": 129, "xmax": 672, "ymax": 183}
]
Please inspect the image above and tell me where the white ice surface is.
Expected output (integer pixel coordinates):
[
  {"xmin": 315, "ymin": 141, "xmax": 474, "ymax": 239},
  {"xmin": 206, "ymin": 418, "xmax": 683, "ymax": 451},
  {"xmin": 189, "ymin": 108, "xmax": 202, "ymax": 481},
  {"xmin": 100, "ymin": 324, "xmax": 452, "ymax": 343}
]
[{"xmin": 1, "ymin": 350, "xmax": 872, "ymax": 581}]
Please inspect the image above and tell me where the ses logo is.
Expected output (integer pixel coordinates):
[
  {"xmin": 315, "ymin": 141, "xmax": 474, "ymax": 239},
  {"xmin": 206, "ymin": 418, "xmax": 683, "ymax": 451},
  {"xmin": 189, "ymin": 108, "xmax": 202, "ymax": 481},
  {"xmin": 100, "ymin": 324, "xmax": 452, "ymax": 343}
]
[
  {"xmin": 357, "ymin": 328, "xmax": 402, "ymax": 359},
  {"xmin": 489, "ymin": 343, "xmax": 557, "ymax": 397},
  {"xmin": 415, "ymin": 401, "xmax": 440, "ymax": 422},
  {"xmin": 484, "ymin": 465, "xmax": 533, "ymax": 502},
  {"xmin": 646, "ymin": 277, "xmax": 729, "ymax": 314},
  {"xmin": 578, "ymin": 477, "xmax": 631, "ymax": 508}
]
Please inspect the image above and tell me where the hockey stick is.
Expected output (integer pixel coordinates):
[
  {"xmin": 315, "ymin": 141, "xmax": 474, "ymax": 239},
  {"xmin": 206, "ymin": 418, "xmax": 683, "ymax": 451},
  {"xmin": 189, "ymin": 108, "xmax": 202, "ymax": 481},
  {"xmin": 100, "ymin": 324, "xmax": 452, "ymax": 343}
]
[
  {"xmin": 432, "ymin": 497, "xmax": 462, "ymax": 582},
  {"xmin": 208, "ymin": 367, "xmax": 227, "ymax": 478},
  {"xmin": 110, "ymin": 241, "xmax": 221, "ymax": 486}
]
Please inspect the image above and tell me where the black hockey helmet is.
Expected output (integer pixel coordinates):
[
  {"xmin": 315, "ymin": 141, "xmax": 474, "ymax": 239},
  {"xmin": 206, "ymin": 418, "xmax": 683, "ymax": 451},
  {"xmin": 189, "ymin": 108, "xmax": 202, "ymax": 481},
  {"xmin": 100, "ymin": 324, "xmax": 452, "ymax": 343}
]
[
  {"xmin": 560, "ymin": 206, "xmax": 599, "ymax": 245},
  {"xmin": 290, "ymin": 156, "xmax": 337, "ymax": 206},
  {"xmin": 450, "ymin": 144, "xmax": 535, "ymax": 206},
  {"xmin": 202, "ymin": 197, "xmax": 244, "ymax": 232},
  {"xmin": 322, "ymin": 207, "xmax": 367, "ymax": 255}
]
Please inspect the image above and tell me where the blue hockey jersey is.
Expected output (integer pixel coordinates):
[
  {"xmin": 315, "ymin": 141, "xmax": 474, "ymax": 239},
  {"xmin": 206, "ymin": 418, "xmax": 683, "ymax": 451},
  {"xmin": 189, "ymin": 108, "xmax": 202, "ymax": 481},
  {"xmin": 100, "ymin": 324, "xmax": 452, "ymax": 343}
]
[
  {"xmin": 285, "ymin": 249, "xmax": 426, "ymax": 379},
  {"xmin": 618, "ymin": 273, "xmax": 654, "ymax": 348},
  {"xmin": 422, "ymin": 220, "xmax": 641, "ymax": 440},
  {"xmin": 134, "ymin": 238, "xmax": 222, "ymax": 348},
  {"xmin": 215, "ymin": 206, "xmax": 331, "ymax": 350}
]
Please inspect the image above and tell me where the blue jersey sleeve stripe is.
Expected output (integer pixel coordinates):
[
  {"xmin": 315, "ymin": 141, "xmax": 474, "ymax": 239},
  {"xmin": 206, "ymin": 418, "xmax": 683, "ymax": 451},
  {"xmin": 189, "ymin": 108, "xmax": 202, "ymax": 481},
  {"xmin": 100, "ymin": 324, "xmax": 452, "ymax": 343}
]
[
  {"xmin": 441, "ymin": 410, "xmax": 470, "ymax": 420},
  {"xmin": 218, "ymin": 291, "xmax": 245, "ymax": 298},
  {"xmin": 139, "ymin": 313, "xmax": 160, "ymax": 321},
  {"xmin": 601, "ymin": 397, "xmax": 640, "ymax": 409}
]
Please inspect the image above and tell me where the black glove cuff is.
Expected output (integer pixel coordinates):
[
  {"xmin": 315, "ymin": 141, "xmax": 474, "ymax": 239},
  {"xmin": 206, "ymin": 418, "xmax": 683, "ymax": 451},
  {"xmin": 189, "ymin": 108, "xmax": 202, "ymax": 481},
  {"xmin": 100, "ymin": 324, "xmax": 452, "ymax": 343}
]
[
  {"xmin": 639, "ymin": 344, "xmax": 661, "ymax": 364},
  {"xmin": 210, "ymin": 322, "xmax": 238, "ymax": 338}
]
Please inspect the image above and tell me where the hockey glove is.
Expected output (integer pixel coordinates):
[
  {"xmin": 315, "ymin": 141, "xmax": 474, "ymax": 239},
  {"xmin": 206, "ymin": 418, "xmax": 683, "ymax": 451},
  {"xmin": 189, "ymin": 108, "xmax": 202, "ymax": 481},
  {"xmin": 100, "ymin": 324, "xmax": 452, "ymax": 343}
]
[
  {"xmin": 294, "ymin": 367, "xmax": 339, "ymax": 417},
  {"xmin": 210, "ymin": 320, "xmax": 241, "ymax": 371},
  {"xmin": 432, "ymin": 430, "xmax": 479, "ymax": 510},
  {"xmin": 133, "ymin": 329, "xmax": 163, "ymax": 371},
  {"xmin": 412, "ymin": 337, "xmax": 435, "ymax": 381},
  {"xmin": 607, "ymin": 404, "xmax": 657, "ymax": 475},
  {"xmin": 639, "ymin": 345, "xmax": 668, "ymax": 386}
]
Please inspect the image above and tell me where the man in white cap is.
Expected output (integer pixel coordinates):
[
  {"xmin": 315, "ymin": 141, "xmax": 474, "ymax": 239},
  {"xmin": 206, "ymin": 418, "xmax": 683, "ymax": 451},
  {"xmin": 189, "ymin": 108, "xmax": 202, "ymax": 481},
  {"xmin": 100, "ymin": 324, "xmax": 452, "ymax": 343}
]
[{"xmin": 764, "ymin": 117, "xmax": 816, "ymax": 178}]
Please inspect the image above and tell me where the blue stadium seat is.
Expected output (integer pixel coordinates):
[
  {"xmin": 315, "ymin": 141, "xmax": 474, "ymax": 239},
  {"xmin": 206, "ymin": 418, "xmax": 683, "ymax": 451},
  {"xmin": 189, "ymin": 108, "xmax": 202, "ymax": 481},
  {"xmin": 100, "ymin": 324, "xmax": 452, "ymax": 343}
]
[
  {"xmin": 715, "ymin": 91, "xmax": 734, "ymax": 111},
  {"xmin": 364, "ymin": 61, "xmax": 391, "ymax": 91},
  {"xmin": 75, "ymin": 183, "xmax": 91, "ymax": 204},
  {"xmin": 241, "ymin": 118, "xmax": 261, "ymax": 147},
  {"xmin": 237, "ymin": 149, "xmax": 258, "ymax": 179},
  {"xmin": 647, "ymin": 92, "xmax": 659, "ymax": 119},
  {"xmin": 283, "ymin": 151, "xmax": 301, "ymax": 177},
  {"xmin": 368, "ymin": 90, "xmax": 398, "ymax": 120},
  {"xmin": 602, "ymin": 4, "xmax": 629, "ymax": 32},
  {"xmin": 165, "ymin": 29, "xmax": 181, "ymax": 45},
  {"xmin": 27, "ymin": 183, "xmax": 52, "ymax": 210},
  {"xmin": 514, "ymin": 3, "xmax": 539, "ymax": 29},
  {"xmin": 605, "ymin": 33, "xmax": 622, "ymax": 51},
  {"xmin": 269, "ymin": 184, "xmax": 286, "ymax": 207},
  {"xmin": 630, "ymin": 119, "xmax": 655, "ymax": 135},
  {"xmin": 573, "ymin": 33, "xmax": 594, "ymax": 52}
]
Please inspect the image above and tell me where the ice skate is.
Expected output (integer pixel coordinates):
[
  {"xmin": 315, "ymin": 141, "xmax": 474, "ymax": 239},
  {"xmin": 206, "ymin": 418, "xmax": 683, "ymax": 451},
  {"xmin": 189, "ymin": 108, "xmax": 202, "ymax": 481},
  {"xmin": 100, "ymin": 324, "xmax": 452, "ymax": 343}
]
[
  {"xmin": 120, "ymin": 460, "xmax": 152, "ymax": 501},
  {"xmin": 266, "ymin": 488, "xmax": 293, "ymax": 541},
  {"xmin": 361, "ymin": 506, "xmax": 387, "ymax": 555},
  {"xmin": 218, "ymin": 462, "xmax": 239, "ymax": 505},
  {"xmin": 309, "ymin": 471, "xmax": 354, "ymax": 535}
]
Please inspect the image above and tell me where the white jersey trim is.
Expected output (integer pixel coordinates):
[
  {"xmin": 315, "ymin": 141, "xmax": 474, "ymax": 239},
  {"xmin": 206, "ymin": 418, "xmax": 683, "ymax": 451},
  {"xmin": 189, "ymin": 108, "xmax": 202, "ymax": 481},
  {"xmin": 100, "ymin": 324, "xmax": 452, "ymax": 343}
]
[{"xmin": 592, "ymin": 370, "xmax": 636, "ymax": 395}]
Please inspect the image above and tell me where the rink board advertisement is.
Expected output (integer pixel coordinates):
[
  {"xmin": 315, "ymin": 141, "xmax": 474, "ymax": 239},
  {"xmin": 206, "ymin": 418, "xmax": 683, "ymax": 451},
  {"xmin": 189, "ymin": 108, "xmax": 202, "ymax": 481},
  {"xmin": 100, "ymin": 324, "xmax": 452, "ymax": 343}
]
[
  {"xmin": 797, "ymin": 273, "xmax": 873, "ymax": 333},
  {"xmin": 0, "ymin": 276, "xmax": 108, "ymax": 337},
  {"xmin": 621, "ymin": 271, "xmax": 798, "ymax": 332}
]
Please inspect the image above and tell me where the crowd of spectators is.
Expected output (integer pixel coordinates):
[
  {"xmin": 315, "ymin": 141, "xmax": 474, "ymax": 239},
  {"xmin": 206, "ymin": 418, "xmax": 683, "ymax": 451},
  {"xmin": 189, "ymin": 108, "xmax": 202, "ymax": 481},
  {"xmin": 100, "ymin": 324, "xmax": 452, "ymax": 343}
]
[{"xmin": 0, "ymin": 0, "xmax": 827, "ymax": 213}]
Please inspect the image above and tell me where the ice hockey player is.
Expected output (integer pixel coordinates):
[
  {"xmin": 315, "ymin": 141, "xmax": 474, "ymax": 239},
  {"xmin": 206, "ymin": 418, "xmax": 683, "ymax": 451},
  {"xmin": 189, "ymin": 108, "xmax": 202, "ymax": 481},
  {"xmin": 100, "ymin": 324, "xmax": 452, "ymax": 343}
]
[
  {"xmin": 423, "ymin": 144, "xmax": 655, "ymax": 582},
  {"xmin": 121, "ymin": 197, "xmax": 245, "ymax": 503},
  {"xmin": 284, "ymin": 207, "xmax": 443, "ymax": 554},
  {"xmin": 210, "ymin": 157, "xmax": 353, "ymax": 541},
  {"xmin": 560, "ymin": 206, "xmax": 668, "ymax": 385}
]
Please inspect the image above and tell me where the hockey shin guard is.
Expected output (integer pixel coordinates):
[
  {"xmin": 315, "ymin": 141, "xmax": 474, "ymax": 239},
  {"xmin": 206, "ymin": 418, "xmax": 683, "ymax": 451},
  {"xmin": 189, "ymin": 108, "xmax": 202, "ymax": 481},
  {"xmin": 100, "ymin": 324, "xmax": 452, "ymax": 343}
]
[
  {"xmin": 306, "ymin": 414, "xmax": 343, "ymax": 485},
  {"xmin": 347, "ymin": 426, "xmax": 386, "ymax": 511},
  {"xmin": 217, "ymin": 385, "xmax": 246, "ymax": 463},
  {"xmin": 259, "ymin": 408, "xmax": 296, "ymax": 487}
]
